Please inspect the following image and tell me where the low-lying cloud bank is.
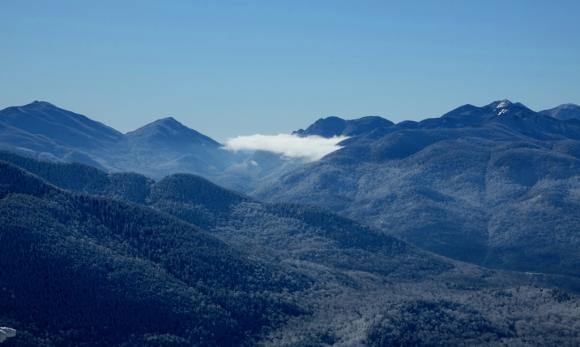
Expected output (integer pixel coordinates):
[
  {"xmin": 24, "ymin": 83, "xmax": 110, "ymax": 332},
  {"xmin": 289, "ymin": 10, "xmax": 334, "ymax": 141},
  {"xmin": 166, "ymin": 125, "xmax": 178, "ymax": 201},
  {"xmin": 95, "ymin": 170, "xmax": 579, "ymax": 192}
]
[{"xmin": 225, "ymin": 134, "xmax": 348, "ymax": 161}]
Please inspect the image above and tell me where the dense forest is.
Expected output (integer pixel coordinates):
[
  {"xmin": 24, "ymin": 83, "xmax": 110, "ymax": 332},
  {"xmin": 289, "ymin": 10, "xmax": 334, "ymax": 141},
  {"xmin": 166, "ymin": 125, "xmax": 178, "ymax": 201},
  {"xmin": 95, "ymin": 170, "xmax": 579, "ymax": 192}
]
[
  {"xmin": 1, "ymin": 153, "xmax": 580, "ymax": 346},
  {"xmin": 0, "ymin": 160, "xmax": 307, "ymax": 346}
]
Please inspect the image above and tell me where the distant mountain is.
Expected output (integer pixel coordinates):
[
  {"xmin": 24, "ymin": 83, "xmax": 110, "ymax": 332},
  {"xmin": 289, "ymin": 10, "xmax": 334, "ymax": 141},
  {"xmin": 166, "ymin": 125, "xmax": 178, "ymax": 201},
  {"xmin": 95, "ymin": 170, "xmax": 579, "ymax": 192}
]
[
  {"xmin": 0, "ymin": 101, "xmax": 122, "ymax": 149},
  {"xmin": 0, "ymin": 101, "xmax": 233, "ymax": 177},
  {"xmin": 294, "ymin": 115, "xmax": 394, "ymax": 138},
  {"xmin": 257, "ymin": 100, "xmax": 580, "ymax": 278},
  {"xmin": 540, "ymin": 103, "xmax": 580, "ymax": 121},
  {"xmin": 0, "ymin": 101, "xmax": 123, "ymax": 168},
  {"xmin": 113, "ymin": 116, "xmax": 233, "ymax": 178},
  {"xmin": 419, "ymin": 100, "xmax": 580, "ymax": 141},
  {"xmin": 0, "ymin": 102, "xmax": 300, "ymax": 186},
  {"xmin": 2, "ymin": 99, "xmax": 580, "ymax": 280},
  {"xmin": 126, "ymin": 116, "xmax": 220, "ymax": 148}
]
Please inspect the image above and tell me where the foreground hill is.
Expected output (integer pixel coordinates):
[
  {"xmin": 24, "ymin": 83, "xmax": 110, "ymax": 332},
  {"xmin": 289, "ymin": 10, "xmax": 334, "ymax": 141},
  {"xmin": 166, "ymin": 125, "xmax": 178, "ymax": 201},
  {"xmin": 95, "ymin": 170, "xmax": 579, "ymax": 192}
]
[
  {"xmin": 256, "ymin": 100, "xmax": 580, "ymax": 278},
  {"xmin": 2, "ymin": 153, "xmax": 580, "ymax": 346},
  {"xmin": 0, "ymin": 160, "xmax": 307, "ymax": 346},
  {"xmin": 0, "ymin": 151, "xmax": 447, "ymax": 279}
]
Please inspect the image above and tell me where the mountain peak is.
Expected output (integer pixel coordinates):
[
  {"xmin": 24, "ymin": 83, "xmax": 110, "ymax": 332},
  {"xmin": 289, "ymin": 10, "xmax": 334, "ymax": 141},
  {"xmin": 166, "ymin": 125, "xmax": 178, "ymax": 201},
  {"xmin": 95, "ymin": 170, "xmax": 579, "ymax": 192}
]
[
  {"xmin": 0, "ymin": 100, "xmax": 123, "ymax": 148},
  {"xmin": 127, "ymin": 117, "xmax": 220, "ymax": 147},
  {"xmin": 14, "ymin": 100, "xmax": 61, "ymax": 113},
  {"xmin": 559, "ymin": 103, "xmax": 580, "ymax": 109},
  {"xmin": 29, "ymin": 100, "xmax": 55, "ymax": 107},
  {"xmin": 295, "ymin": 115, "xmax": 393, "ymax": 138},
  {"xmin": 483, "ymin": 99, "xmax": 533, "ymax": 117},
  {"xmin": 157, "ymin": 116, "xmax": 179, "ymax": 123},
  {"xmin": 294, "ymin": 116, "xmax": 347, "ymax": 138},
  {"xmin": 493, "ymin": 100, "xmax": 512, "ymax": 116},
  {"xmin": 486, "ymin": 99, "xmax": 514, "ymax": 110},
  {"xmin": 148, "ymin": 116, "xmax": 186, "ymax": 129},
  {"xmin": 320, "ymin": 116, "xmax": 346, "ymax": 122},
  {"xmin": 494, "ymin": 99, "xmax": 512, "ymax": 109}
]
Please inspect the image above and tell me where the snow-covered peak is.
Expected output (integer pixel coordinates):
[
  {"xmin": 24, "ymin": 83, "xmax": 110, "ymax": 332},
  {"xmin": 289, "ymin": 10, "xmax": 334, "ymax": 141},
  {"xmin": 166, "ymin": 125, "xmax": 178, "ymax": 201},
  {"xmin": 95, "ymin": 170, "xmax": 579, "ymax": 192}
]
[
  {"xmin": 495, "ymin": 100, "xmax": 512, "ymax": 109},
  {"xmin": 493, "ymin": 100, "xmax": 513, "ymax": 116}
]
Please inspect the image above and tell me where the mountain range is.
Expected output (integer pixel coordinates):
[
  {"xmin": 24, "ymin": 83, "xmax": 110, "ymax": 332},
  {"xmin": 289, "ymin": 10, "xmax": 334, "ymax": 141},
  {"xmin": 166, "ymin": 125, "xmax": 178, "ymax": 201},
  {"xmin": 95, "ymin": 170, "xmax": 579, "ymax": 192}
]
[
  {"xmin": 256, "ymin": 100, "xmax": 580, "ymax": 278},
  {"xmin": 3, "ymin": 99, "xmax": 579, "ymax": 276},
  {"xmin": 0, "ymin": 101, "xmax": 307, "ymax": 193},
  {"xmin": 1, "ymin": 99, "xmax": 580, "ymax": 345}
]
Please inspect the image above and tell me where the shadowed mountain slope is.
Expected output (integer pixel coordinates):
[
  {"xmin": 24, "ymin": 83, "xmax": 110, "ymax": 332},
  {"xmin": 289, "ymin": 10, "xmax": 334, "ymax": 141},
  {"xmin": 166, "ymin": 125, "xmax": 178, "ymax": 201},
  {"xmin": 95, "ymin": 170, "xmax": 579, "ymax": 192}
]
[
  {"xmin": 0, "ymin": 160, "xmax": 307, "ymax": 346},
  {"xmin": 0, "ymin": 150, "xmax": 447, "ymax": 277}
]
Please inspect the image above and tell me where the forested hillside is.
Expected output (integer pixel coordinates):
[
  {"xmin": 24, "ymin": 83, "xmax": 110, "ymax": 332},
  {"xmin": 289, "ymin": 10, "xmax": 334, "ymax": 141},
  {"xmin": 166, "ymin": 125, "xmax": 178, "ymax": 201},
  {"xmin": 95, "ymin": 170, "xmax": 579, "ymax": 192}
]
[
  {"xmin": 0, "ymin": 161, "xmax": 307, "ymax": 346},
  {"xmin": 2, "ymin": 153, "xmax": 580, "ymax": 346},
  {"xmin": 257, "ymin": 100, "xmax": 580, "ymax": 278}
]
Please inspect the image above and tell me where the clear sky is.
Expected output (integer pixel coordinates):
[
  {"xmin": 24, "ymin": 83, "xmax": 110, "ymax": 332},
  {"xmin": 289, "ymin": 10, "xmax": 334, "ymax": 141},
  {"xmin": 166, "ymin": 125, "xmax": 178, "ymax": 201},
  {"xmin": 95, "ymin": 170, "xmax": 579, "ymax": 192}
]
[{"xmin": 1, "ymin": 0, "xmax": 579, "ymax": 140}]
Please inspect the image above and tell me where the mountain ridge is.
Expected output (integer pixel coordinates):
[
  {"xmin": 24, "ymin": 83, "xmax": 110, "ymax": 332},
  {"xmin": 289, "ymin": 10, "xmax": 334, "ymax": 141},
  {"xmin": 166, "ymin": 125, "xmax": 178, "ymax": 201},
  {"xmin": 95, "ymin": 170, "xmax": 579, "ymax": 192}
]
[
  {"xmin": 256, "ymin": 100, "xmax": 580, "ymax": 279},
  {"xmin": 2, "ymin": 99, "xmax": 580, "ymax": 279},
  {"xmin": 540, "ymin": 103, "xmax": 580, "ymax": 121},
  {"xmin": 126, "ymin": 116, "xmax": 221, "ymax": 147},
  {"xmin": 0, "ymin": 101, "xmax": 123, "ymax": 148},
  {"xmin": 293, "ymin": 115, "xmax": 395, "ymax": 138},
  {"xmin": 0, "ymin": 158, "xmax": 308, "ymax": 346}
]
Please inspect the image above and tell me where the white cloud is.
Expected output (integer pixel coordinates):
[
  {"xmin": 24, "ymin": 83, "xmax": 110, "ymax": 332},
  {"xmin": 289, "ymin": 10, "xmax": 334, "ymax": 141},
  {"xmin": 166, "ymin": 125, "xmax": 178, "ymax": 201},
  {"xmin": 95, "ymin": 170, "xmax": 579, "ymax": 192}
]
[{"xmin": 225, "ymin": 134, "xmax": 348, "ymax": 161}]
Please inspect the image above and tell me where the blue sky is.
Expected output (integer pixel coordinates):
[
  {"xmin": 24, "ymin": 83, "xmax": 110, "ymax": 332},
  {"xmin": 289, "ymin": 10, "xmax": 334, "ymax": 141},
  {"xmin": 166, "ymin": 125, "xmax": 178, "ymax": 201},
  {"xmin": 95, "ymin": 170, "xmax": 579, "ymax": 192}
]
[{"xmin": 1, "ymin": 0, "xmax": 579, "ymax": 140}]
